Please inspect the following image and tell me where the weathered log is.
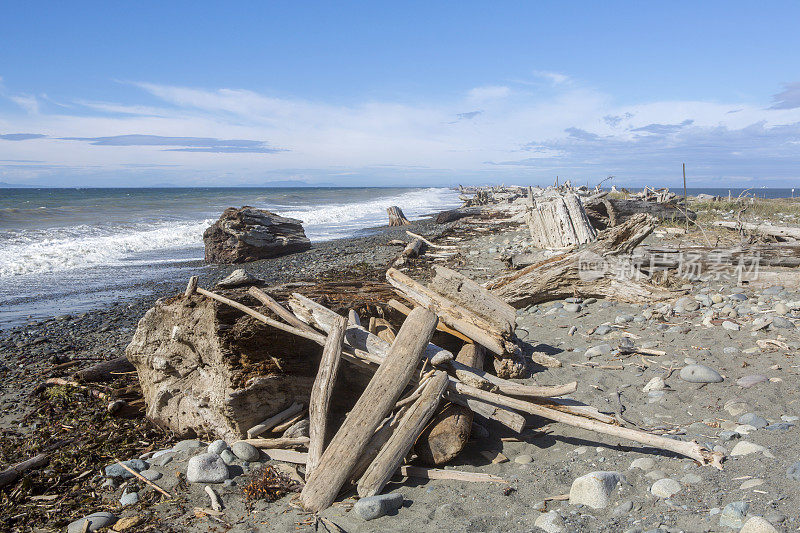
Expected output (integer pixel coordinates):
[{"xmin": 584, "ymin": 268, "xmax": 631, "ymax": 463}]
[
  {"xmin": 387, "ymin": 206, "xmax": 412, "ymax": 226},
  {"xmin": 387, "ymin": 298, "xmax": 472, "ymax": 343},
  {"xmin": 414, "ymin": 344, "xmax": 483, "ymax": 465},
  {"xmin": 247, "ymin": 287, "xmax": 319, "ymax": 335},
  {"xmin": 488, "ymin": 214, "xmax": 675, "ymax": 307},
  {"xmin": 452, "ymin": 382, "xmax": 723, "ymax": 469},
  {"xmin": 386, "ymin": 268, "xmax": 514, "ymax": 355},
  {"xmin": 203, "ymin": 206, "xmax": 311, "ymax": 263},
  {"xmin": 0, "ymin": 453, "xmax": 49, "ymax": 489},
  {"xmin": 428, "ymin": 266, "xmax": 516, "ymax": 331},
  {"xmin": 526, "ymin": 193, "xmax": 597, "ymax": 249},
  {"xmin": 393, "ymin": 238, "xmax": 423, "ymax": 267},
  {"xmin": 306, "ymin": 314, "xmax": 346, "ymax": 478},
  {"xmin": 239, "ymin": 437, "xmax": 310, "ymax": 449},
  {"xmin": 357, "ymin": 371, "xmax": 449, "ymax": 497},
  {"xmin": 368, "ymin": 317, "xmax": 397, "ymax": 343},
  {"xmin": 300, "ymin": 307, "xmax": 438, "ymax": 512},
  {"xmin": 584, "ymin": 196, "xmax": 695, "ymax": 229},
  {"xmin": 73, "ymin": 356, "xmax": 135, "ymax": 383},
  {"xmin": 713, "ymin": 220, "xmax": 800, "ymax": 240},
  {"xmin": 435, "ymin": 206, "xmax": 482, "ymax": 224}
]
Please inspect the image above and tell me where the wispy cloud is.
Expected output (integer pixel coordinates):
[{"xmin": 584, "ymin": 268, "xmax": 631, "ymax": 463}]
[
  {"xmin": 1, "ymin": 76, "xmax": 800, "ymax": 186},
  {"xmin": 61, "ymin": 134, "xmax": 283, "ymax": 153},
  {"xmin": 532, "ymin": 70, "xmax": 570, "ymax": 85},
  {"xmin": 9, "ymin": 94, "xmax": 40, "ymax": 114},
  {"xmin": 770, "ymin": 82, "xmax": 800, "ymax": 110},
  {"xmin": 467, "ymin": 85, "xmax": 510, "ymax": 102},
  {"xmin": 0, "ymin": 133, "xmax": 47, "ymax": 141}
]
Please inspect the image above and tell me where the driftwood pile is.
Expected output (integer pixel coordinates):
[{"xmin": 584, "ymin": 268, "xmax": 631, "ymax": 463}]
[{"xmin": 134, "ymin": 249, "xmax": 725, "ymax": 514}]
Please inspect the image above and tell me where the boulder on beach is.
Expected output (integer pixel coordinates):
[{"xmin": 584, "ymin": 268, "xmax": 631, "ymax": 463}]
[{"xmin": 203, "ymin": 206, "xmax": 311, "ymax": 264}]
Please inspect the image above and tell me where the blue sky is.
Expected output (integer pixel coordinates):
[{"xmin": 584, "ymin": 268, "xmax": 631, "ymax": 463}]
[{"xmin": 1, "ymin": 1, "xmax": 799, "ymax": 187}]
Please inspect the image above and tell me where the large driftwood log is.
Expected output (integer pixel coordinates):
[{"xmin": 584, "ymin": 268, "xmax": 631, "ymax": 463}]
[
  {"xmin": 713, "ymin": 220, "xmax": 800, "ymax": 240},
  {"xmin": 584, "ymin": 196, "xmax": 695, "ymax": 229},
  {"xmin": 415, "ymin": 344, "xmax": 483, "ymax": 465},
  {"xmin": 358, "ymin": 371, "xmax": 449, "ymax": 497},
  {"xmin": 300, "ymin": 307, "xmax": 438, "ymax": 512},
  {"xmin": 394, "ymin": 238, "xmax": 424, "ymax": 267},
  {"xmin": 488, "ymin": 214, "xmax": 675, "ymax": 308},
  {"xmin": 387, "ymin": 206, "xmax": 411, "ymax": 226},
  {"xmin": 436, "ymin": 206, "xmax": 482, "ymax": 224},
  {"xmin": 306, "ymin": 314, "xmax": 346, "ymax": 478},
  {"xmin": 526, "ymin": 193, "xmax": 597, "ymax": 249},
  {"xmin": 73, "ymin": 356, "xmax": 135, "ymax": 383}
]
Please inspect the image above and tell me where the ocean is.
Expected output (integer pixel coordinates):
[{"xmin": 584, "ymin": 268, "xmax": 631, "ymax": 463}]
[{"xmin": 0, "ymin": 187, "xmax": 461, "ymax": 329}]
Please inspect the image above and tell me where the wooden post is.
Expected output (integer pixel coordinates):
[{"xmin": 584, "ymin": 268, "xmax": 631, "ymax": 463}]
[
  {"xmin": 387, "ymin": 206, "xmax": 411, "ymax": 226},
  {"xmin": 306, "ymin": 314, "xmax": 347, "ymax": 478},
  {"xmin": 357, "ymin": 371, "xmax": 449, "ymax": 497},
  {"xmin": 300, "ymin": 307, "xmax": 438, "ymax": 512},
  {"xmin": 683, "ymin": 163, "xmax": 688, "ymax": 233}
]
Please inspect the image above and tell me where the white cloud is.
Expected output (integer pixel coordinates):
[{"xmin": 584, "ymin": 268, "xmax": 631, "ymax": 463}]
[
  {"xmin": 9, "ymin": 94, "xmax": 40, "ymax": 114},
  {"xmin": 467, "ymin": 85, "xmax": 511, "ymax": 102},
  {"xmin": 1, "ymin": 77, "xmax": 800, "ymax": 186},
  {"xmin": 532, "ymin": 70, "xmax": 570, "ymax": 85}
]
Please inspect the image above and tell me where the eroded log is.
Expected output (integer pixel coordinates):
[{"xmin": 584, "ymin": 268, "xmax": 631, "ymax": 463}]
[
  {"xmin": 387, "ymin": 206, "xmax": 411, "ymax": 226},
  {"xmin": 488, "ymin": 214, "xmax": 676, "ymax": 308}
]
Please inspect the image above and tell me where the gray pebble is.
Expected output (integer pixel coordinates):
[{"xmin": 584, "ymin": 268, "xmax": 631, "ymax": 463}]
[
  {"xmin": 119, "ymin": 490, "xmax": 139, "ymax": 507},
  {"xmin": 103, "ymin": 459, "xmax": 147, "ymax": 479},
  {"xmin": 231, "ymin": 441, "xmax": 261, "ymax": 462},
  {"xmin": 139, "ymin": 469, "xmax": 162, "ymax": 481},
  {"xmin": 186, "ymin": 453, "xmax": 229, "ymax": 483},
  {"xmin": 679, "ymin": 364, "xmax": 723, "ymax": 383},
  {"xmin": 738, "ymin": 413, "xmax": 768, "ymax": 429},
  {"xmin": 353, "ymin": 492, "xmax": 404, "ymax": 520},
  {"xmin": 207, "ymin": 439, "xmax": 228, "ymax": 455},
  {"xmin": 67, "ymin": 512, "xmax": 117, "ymax": 533}
]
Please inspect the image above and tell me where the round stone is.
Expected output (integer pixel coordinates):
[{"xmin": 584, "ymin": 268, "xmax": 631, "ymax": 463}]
[
  {"xmin": 514, "ymin": 454, "xmax": 533, "ymax": 464},
  {"xmin": 207, "ymin": 439, "xmax": 228, "ymax": 455},
  {"xmin": 651, "ymin": 478, "xmax": 681, "ymax": 498},
  {"xmin": 67, "ymin": 512, "xmax": 117, "ymax": 533},
  {"xmin": 231, "ymin": 441, "xmax": 261, "ymax": 462},
  {"xmin": 680, "ymin": 364, "xmax": 723, "ymax": 383},
  {"xmin": 186, "ymin": 452, "xmax": 229, "ymax": 483}
]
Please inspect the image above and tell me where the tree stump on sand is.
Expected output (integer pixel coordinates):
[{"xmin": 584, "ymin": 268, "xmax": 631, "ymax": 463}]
[
  {"xmin": 387, "ymin": 206, "xmax": 411, "ymax": 226},
  {"xmin": 526, "ymin": 193, "xmax": 597, "ymax": 249}
]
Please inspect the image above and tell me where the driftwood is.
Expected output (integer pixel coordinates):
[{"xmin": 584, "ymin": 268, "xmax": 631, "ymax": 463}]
[
  {"xmin": 415, "ymin": 344, "xmax": 483, "ymax": 465},
  {"xmin": 73, "ymin": 356, "xmax": 135, "ymax": 383},
  {"xmin": 394, "ymin": 238, "xmax": 423, "ymax": 267},
  {"xmin": 526, "ymin": 193, "xmax": 597, "ymax": 249},
  {"xmin": 247, "ymin": 287, "xmax": 319, "ymax": 335},
  {"xmin": 488, "ymin": 214, "xmax": 675, "ymax": 308},
  {"xmin": 247, "ymin": 402, "xmax": 305, "ymax": 439},
  {"xmin": 368, "ymin": 317, "xmax": 397, "ymax": 343},
  {"xmin": 452, "ymin": 382, "xmax": 723, "ymax": 469},
  {"xmin": 387, "ymin": 206, "xmax": 411, "ymax": 226},
  {"xmin": 0, "ymin": 453, "xmax": 49, "ymax": 489},
  {"xmin": 306, "ymin": 314, "xmax": 346, "ymax": 478},
  {"xmin": 388, "ymin": 298, "xmax": 472, "ymax": 343},
  {"xmin": 357, "ymin": 371, "xmax": 449, "ymax": 497},
  {"xmin": 300, "ymin": 307, "xmax": 438, "ymax": 512},
  {"xmin": 386, "ymin": 268, "xmax": 515, "ymax": 356},
  {"xmin": 436, "ymin": 206, "xmax": 482, "ymax": 224},
  {"xmin": 240, "ymin": 437, "xmax": 309, "ymax": 448},
  {"xmin": 584, "ymin": 195, "xmax": 695, "ymax": 229},
  {"xmin": 714, "ymin": 220, "xmax": 800, "ymax": 240}
]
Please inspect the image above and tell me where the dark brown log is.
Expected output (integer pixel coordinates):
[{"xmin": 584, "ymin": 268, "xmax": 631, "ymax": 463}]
[
  {"xmin": 73, "ymin": 356, "xmax": 135, "ymax": 383},
  {"xmin": 387, "ymin": 206, "xmax": 411, "ymax": 226},
  {"xmin": 584, "ymin": 197, "xmax": 695, "ymax": 229},
  {"xmin": 300, "ymin": 307, "xmax": 438, "ymax": 512},
  {"xmin": 435, "ymin": 207, "xmax": 482, "ymax": 224},
  {"xmin": 414, "ymin": 344, "xmax": 484, "ymax": 465},
  {"xmin": 0, "ymin": 453, "xmax": 49, "ymax": 489}
]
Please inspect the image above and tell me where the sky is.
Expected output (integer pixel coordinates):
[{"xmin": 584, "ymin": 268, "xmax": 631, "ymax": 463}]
[{"xmin": 1, "ymin": 1, "xmax": 799, "ymax": 188}]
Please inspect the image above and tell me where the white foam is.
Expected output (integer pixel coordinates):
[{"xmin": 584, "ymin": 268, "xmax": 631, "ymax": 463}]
[{"xmin": 0, "ymin": 187, "xmax": 460, "ymax": 278}]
